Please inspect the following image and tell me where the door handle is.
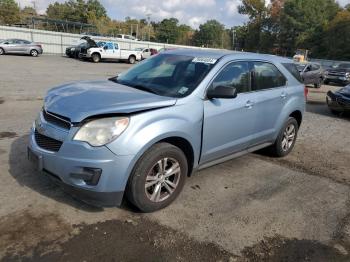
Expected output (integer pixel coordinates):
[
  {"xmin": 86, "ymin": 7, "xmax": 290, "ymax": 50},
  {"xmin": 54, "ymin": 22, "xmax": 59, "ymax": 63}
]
[{"xmin": 245, "ymin": 101, "xmax": 254, "ymax": 109}]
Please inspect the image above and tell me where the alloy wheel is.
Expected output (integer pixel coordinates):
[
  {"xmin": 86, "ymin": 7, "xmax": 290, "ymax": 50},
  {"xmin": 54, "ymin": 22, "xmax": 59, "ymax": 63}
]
[
  {"xmin": 145, "ymin": 157, "xmax": 181, "ymax": 202},
  {"xmin": 281, "ymin": 124, "xmax": 296, "ymax": 151}
]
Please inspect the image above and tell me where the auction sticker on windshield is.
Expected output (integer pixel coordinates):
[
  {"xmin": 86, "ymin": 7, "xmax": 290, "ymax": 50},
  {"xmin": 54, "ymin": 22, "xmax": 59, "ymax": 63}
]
[{"xmin": 192, "ymin": 57, "xmax": 217, "ymax": 64}]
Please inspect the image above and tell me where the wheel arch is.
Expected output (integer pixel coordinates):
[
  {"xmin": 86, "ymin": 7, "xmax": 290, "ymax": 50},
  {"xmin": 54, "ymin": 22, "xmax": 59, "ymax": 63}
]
[{"xmin": 289, "ymin": 110, "xmax": 303, "ymax": 127}]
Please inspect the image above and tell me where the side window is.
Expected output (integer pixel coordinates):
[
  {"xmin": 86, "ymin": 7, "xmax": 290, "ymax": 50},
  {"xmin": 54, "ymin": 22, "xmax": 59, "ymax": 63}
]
[
  {"xmin": 105, "ymin": 42, "xmax": 114, "ymax": 50},
  {"xmin": 212, "ymin": 61, "xmax": 250, "ymax": 94},
  {"xmin": 252, "ymin": 62, "xmax": 286, "ymax": 91},
  {"xmin": 311, "ymin": 64, "xmax": 320, "ymax": 71},
  {"xmin": 282, "ymin": 63, "xmax": 302, "ymax": 82}
]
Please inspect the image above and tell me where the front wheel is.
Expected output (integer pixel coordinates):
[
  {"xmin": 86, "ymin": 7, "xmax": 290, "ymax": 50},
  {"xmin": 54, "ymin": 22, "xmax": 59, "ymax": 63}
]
[
  {"xmin": 126, "ymin": 143, "xmax": 188, "ymax": 212},
  {"xmin": 91, "ymin": 53, "xmax": 101, "ymax": 63},
  {"xmin": 269, "ymin": 117, "xmax": 299, "ymax": 157},
  {"xmin": 30, "ymin": 49, "xmax": 38, "ymax": 57},
  {"xmin": 0, "ymin": 48, "xmax": 4, "ymax": 55}
]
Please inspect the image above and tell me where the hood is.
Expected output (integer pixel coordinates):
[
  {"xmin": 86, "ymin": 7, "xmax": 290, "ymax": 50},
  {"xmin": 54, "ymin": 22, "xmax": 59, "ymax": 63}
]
[
  {"xmin": 45, "ymin": 80, "xmax": 177, "ymax": 122},
  {"xmin": 328, "ymin": 68, "xmax": 350, "ymax": 74},
  {"xmin": 80, "ymin": 36, "xmax": 98, "ymax": 48},
  {"xmin": 336, "ymin": 85, "xmax": 350, "ymax": 99}
]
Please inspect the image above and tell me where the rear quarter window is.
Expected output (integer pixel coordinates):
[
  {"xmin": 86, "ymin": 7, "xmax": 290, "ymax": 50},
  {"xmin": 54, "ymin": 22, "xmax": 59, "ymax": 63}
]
[{"xmin": 282, "ymin": 63, "xmax": 303, "ymax": 83}]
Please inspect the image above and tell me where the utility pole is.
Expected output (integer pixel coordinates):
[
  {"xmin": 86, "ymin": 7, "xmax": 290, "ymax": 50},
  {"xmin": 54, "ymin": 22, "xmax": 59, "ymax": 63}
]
[
  {"xmin": 232, "ymin": 28, "xmax": 235, "ymax": 50},
  {"xmin": 31, "ymin": 1, "xmax": 36, "ymax": 11},
  {"xmin": 146, "ymin": 13, "xmax": 151, "ymax": 42}
]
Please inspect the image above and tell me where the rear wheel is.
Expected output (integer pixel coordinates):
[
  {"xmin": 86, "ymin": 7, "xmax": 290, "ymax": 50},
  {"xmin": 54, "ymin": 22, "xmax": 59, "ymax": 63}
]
[
  {"xmin": 30, "ymin": 49, "xmax": 38, "ymax": 57},
  {"xmin": 314, "ymin": 78, "xmax": 322, "ymax": 88},
  {"xmin": 91, "ymin": 53, "xmax": 101, "ymax": 63},
  {"xmin": 269, "ymin": 117, "xmax": 299, "ymax": 157},
  {"xmin": 126, "ymin": 143, "xmax": 188, "ymax": 212},
  {"xmin": 128, "ymin": 55, "xmax": 136, "ymax": 64},
  {"xmin": 0, "ymin": 48, "xmax": 4, "ymax": 55}
]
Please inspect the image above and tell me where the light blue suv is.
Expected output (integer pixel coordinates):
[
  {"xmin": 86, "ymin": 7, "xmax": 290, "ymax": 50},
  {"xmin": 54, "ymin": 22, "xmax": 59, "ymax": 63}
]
[{"xmin": 28, "ymin": 49, "xmax": 306, "ymax": 212}]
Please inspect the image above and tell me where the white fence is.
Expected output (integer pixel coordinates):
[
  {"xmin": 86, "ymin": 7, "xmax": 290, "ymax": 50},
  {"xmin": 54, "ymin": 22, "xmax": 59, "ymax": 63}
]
[{"xmin": 0, "ymin": 25, "xmax": 203, "ymax": 55}]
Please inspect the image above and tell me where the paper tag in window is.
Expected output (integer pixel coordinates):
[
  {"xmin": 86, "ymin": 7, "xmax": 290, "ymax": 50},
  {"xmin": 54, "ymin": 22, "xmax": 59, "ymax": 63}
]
[
  {"xmin": 178, "ymin": 87, "xmax": 189, "ymax": 95},
  {"xmin": 192, "ymin": 57, "xmax": 217, "ymax": 64}
]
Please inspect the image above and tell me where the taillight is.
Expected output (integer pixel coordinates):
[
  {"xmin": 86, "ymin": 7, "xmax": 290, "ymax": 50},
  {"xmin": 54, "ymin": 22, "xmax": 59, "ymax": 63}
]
[{"xmin": 304, "ymin": 86, "xmax": 309, "ymax": 99}]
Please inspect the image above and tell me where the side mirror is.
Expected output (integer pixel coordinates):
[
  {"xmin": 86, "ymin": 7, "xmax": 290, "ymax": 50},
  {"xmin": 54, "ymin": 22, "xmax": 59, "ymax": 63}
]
[{"xmin": 207, "ymin": 85, "xmax": 238, "ymax": 99}]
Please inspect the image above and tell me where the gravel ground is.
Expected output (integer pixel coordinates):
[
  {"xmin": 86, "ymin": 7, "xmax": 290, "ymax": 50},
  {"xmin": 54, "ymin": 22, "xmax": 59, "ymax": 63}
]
[{"xmin": 0, "ymin": 55, "xmax": 350, "ymax": 261}]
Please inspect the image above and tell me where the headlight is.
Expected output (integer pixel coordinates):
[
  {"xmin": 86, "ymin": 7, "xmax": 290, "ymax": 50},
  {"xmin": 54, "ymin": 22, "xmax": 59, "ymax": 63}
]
[
  {"xmin": 73, "ymin": 117, "xmax": 129, "ymax": 147},
  {"xmin": 71, "ymin": 48, "xmax": 75, "ymax": 51},
  {"xmin": 346, "ymin": 72, "xmax": 350, "ymax": 77},
  {"xmin": 324, "ymin": 71, "xmax": 329, "ymax": 75}
]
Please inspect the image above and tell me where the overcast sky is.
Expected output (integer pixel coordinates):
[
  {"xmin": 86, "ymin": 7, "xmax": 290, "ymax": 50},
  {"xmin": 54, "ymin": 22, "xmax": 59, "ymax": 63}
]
[{"xmin": 17, "ymin": 0, "xmax": 350, "ymax": 28}]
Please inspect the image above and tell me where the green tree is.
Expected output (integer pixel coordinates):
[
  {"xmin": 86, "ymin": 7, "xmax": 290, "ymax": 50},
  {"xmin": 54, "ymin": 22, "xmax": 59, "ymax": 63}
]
[
  {"xmin": 238, "ymin": 0, "xmax": 268, "ymax": 51},
  {"xmin": 279, "ymin": 0, "xmax": 340, "ymax": 56},
  {"xmin": 323, "ymin": 10, "xmax": 350, "ymax": 60},
  {"xmin": 193, "ymin": 20, "xmax": 226, "ymax": 48},
  {"xmin": 154, "ymin": 18, "xmax": 180, "ymax": 44},
  {"xmin": 0, "ymin": 0, "xmax": 20, "ymax": 25}
]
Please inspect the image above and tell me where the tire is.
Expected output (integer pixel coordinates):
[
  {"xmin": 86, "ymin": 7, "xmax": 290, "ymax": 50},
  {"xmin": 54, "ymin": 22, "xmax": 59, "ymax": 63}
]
[
  {"xmin": 126, "ymin": 143, "xmax": 188, "ymax": 212},
  {"xmin": 91, "ymin": 53, "xmax": 101, "ymax": 63},
  {"xmin": 128, "ymin": 55, "xmax": 136, "ymax": 64},
  {"xmin": 0, "ymin": 48, "xmax": 4, "ymax": 55},
  {"xmin": 269, "ymin": 117, "xmax": 299, "ymax": 157},
  {"xmin": 30, "ymin": 49, "xmax": 38, "ymax": 57},
  {"xmin": 314, "ymin": 79, "xmax": 322, "ymax": 88}
]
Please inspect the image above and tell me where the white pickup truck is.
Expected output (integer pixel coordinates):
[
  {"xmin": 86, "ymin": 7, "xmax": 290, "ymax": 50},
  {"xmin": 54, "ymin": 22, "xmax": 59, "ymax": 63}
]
[{"xmin": 80, "ymin": 38, "xmax": 142, "ymax": 64}]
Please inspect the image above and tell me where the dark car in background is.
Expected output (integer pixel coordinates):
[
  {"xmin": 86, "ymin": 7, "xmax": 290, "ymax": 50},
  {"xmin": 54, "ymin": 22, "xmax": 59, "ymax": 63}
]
[
  {"xmin": 65, "ymin": 36, "xmax": 103, "ymax": 59},
  {"xmin": 324, "ymin": 63, "xmax": 350, "ymax": 86},
  {"xmin": 0, "ymin": 39, "xmax": 43, "ymax": 57},
  {"xmin": 327, "ymin": 85, "xmax": 350, "ymax": 114},
  {"xmin": 296, "ymin": 62, "xmax": 324, "ymax": 88}
]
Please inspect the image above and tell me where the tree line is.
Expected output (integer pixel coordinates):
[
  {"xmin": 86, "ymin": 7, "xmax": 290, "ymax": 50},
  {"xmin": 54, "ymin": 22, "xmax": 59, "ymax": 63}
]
[{"xmin": 0, "ymin": 0, "xmax": 349, "ymax": 60}]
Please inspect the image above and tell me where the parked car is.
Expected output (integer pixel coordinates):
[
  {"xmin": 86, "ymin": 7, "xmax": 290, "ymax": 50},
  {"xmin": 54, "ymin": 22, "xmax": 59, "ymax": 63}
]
[
  {"xmin": 135, "ymin": 47, "xmax": 158, "ymax": 59},
  {"xmin": 80, "ymin": 38, "xmax": 142, "ymax": 64},
  {"xmin": 28, "ymin": 50, "xmax": 305, "ymax": 212},
  {"xmin": 296, "ymin": 62, "xmax": 324, "ymax": 88},
  {"xmin": 326, "ymin": 84, "xmax": 350, "ymax": 114},
  {"xmin": 324, "ymin": 63, "xmax": 350, "ymax": 86},
  {"xmin": 116, "ymin": 34, "xmax": 139, "ymax": 41},
  {"xmin": 0, "ymin": 39, "xmax": 43, "ymax": 57}
]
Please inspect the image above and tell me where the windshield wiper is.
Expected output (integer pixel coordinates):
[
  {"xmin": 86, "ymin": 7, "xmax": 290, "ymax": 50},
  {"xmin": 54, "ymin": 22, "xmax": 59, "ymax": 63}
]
[
  {"xmin": 129, "ymin": 84, "xmax": 160, "ymax": 95},
  {"xmin": 109, "ymin": 78, "xmax": 159, "ymax": 95}
]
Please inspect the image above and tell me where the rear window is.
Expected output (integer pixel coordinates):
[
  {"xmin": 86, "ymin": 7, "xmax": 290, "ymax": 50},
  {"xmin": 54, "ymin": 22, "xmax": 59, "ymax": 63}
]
[{"xmin": 282, "ymin": 63, "xmax": 303, "ymax": 82}]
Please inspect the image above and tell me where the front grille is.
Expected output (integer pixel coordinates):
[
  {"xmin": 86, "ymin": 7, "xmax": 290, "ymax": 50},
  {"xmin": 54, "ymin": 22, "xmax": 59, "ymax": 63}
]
[
  {"xmin": 43, "ymin": 110, "xmax": 71, "ymax": 130},
  {"xmin": 35, "ymin": 130, "xmax": 63, "ymax": 152}
]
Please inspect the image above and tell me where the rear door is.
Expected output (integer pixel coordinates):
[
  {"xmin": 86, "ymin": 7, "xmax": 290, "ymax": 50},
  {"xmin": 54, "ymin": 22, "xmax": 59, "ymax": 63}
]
[
  {"xmin": 246, "ymin": 61, "xmax": 288, "ymax": 147},
  {"xmin": 201, "ymin": 61, "xmax": 256, "ymax": 164},
  {"xmin": 302, "ymin": 64, "xmax": 314, "ymax": 84}
]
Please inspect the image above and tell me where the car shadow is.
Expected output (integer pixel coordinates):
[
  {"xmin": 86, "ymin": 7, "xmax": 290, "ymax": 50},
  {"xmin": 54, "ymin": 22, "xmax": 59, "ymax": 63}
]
[
  {"xmin": 8, "ymin": 134, "xmax": 138, "ymax": 212},
  {"xmin": 306, "ymin": 101, "xmax": 350, "ymax": 120}
]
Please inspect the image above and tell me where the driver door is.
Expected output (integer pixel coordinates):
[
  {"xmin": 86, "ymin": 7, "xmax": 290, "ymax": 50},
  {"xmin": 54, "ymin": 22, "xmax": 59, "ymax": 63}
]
[
  {"xmin": 200, "ymin": 61, "xmax": 256, "ymax": 164},
  {"xmin": 103, "ymin": 42, "xmax": 115, "ymax": 59}
]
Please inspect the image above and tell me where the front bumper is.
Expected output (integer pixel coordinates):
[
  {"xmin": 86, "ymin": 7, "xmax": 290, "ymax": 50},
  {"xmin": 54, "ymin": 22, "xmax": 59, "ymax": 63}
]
[
  {"xmin": 28, "ymin": 115, "xmax": 135, "ymax": 206},
  {"xmin": 326, "ymin": 92, "xmax": 350, "ymax": 112}
]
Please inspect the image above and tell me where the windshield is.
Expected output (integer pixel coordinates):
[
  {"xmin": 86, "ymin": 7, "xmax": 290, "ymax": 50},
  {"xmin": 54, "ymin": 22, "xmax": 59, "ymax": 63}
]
[
  {"xmin": 111, "ymin": 54, "xmax": 216, "ymax": 98},
  {"xmin": 337, "ymin": 63, "xmax": 350, "ymax": 69}
]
